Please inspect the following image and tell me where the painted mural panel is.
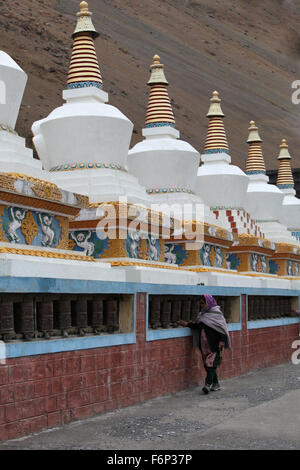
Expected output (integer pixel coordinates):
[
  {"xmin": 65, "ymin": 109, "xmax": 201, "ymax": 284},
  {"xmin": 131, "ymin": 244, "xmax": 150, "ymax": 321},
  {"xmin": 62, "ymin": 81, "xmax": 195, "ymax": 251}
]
[
  {"xmin": 0, "ymin": 206, "xmax": 64, "ymax": 248},
  {"xmin": 69, "ymin": 230, "xmax": 111, "ymax": 258}
]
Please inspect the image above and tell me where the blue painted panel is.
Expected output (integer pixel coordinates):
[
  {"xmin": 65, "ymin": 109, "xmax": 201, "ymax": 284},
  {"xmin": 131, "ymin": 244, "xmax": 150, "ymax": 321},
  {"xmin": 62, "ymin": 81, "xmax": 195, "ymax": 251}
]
[
  {"xmin": 0, "ymin": 276, "xmax": 299, "ymax": 297},
  {"xmin": 5, "ymin": 332, "xmax": 136, "ymax": 359},
  {"xmin": 247, "ymin": 317, "xmax": 300, "ymax": 330}
]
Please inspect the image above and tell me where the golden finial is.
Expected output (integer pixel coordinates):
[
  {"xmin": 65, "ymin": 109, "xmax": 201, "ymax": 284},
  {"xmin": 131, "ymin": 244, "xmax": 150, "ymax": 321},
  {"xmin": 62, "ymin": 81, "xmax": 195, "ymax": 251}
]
[
  {"xmin": 206, "ymin": 90, "xmax": 224, "ymax": 117},
  {"xmin": 72, "ymin": 1, "xmax": 98, "ymax": 38},
  {"xmin": 278, "ymin": 138, "xmax": 291, "ymax": 159},
  {"xmin": 247, "ymin": 120, "xmax": 262, "ymax": 142},
  {"xmin": 147, "ymin": 54, "xmax": 168, "ymax": 85},
  {"xmin": 152, "ymin": 54, "xmax": 161, "ymax": 66},
  {"xmin": 77, "ymin": 1, "xmax": 91, "ymax": 16}
]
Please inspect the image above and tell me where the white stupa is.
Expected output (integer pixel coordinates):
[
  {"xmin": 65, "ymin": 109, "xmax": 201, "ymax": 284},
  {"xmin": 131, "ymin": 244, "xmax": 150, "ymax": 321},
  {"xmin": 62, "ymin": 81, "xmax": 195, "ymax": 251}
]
[
  {"xmin": 195, "ymin": 92, "xmax": 262, "ymax": 236},
  {"xmin": 276, "ymin": 139, "xmax": 300, "ymax": 241},
  {"xmin": 0, "ymin": 51, "xmax": 44, "ymax": 177},
  {"xmin": 244, "ymin": 121, "xmax": 295, "ymax": 243},
  {"xmin": 128, "ymin": 55, "xmax": 217, "ymax": 225},
  {"xmin": 32, "ymin": 1, "xmax": 148, "ymax": 205}
]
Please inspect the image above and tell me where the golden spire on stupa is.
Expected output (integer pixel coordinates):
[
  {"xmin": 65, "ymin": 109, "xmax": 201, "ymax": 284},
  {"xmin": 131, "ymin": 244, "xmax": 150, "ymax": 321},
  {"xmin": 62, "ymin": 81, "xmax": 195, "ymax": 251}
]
[
  {"xmin": 67, "ymin": 1, "xmax": 103, "ymax": 89},
  {"xmin": 203, "ymin": 91, "xmax": 229, "ymax": 154},
  {"xmin": 144, "ymin": 55, "xmax": 176, "ymax": 128},
  {"xmin": 276, "ymin": 139, "xmax": 294, "ymax": 188},
  {"xmin": 245, "ymin": 120, "xmax": 266, "ymax": 174}
]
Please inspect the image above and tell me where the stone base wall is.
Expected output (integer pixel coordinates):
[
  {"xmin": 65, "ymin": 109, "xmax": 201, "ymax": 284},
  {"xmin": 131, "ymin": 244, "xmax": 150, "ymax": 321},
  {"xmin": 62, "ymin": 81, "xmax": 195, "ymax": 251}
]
[{"xmin": 0, "ymin": 293, "xmax": 298, "ymax": 441}]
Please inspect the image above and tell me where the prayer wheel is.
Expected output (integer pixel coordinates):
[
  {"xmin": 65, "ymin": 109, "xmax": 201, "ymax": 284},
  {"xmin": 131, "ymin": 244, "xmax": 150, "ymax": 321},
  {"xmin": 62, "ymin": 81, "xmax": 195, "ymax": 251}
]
[
  {"xmin": 161, "ymin": 298, "xmax": 171, "ymax": 328},
  {"xmin": 171, "ymin": 298, "xmax": 181, "ymax": 326},
  {"xmin": 72, "ymin": 298, "xmax": 88, "ymax": 335},
  {"xmin": 181, "ymin": 298, "xmax": 191, "ymax": 323},
  {"xmin": 104, "ymin": 297, "xmax": 119, "ymax": 332},
  {"xmin": 14, "ymin": 299, "xmax": 35, "ymax": 340},
  {"xmin": 37, "ymin": 300, "xmax": 53, "ymax": 338},
  {"xmin": 53, "ymin": 299, "xmax": 72, "ymax": 333},
  {"xmin": 190, "ymin": 298, "xmax": 200, "ymax": 322},
  {"xmin": 88, "ymin": 298, "xmax": 104, "ymax": 332},
  {"xmin": 0, "ymin": 300, "xmax": 15, "ymax": 340},
  {"xmin": 149, "ymin": 296, "xmax": 161, "ymax": 329}
]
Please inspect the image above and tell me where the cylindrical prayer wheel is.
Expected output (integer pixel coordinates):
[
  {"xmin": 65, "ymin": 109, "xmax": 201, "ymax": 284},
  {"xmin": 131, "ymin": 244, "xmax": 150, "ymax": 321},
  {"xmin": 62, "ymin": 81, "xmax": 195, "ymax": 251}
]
[
  {"xmin": 14, "ymin": 300, "xmax": 35, "ymax": 339},
  {"xmin": 149, "ymin": 296, "xmax": 161, "ymax": 329},
  {"xmin": 181, "ymin": 298, "xmax": 191, "ymax": 323},
  {"xmin": 0, "ymin": 301, "xmax": 15, "ymax": 338},
  {"xmin": 161, "ymin": 298, "xmax": 171, "ymax": 328},
  {"xmin": 247, "ymin": 296, "xmax": 254, "ymax": 321},
  {"xmin": 37, "ymin": 301, "xmax": 53, "ymax": 337},
  {"xmin": 104, "ymin": 298, "xmax": 119, "ymax": 333},
  {"xmin": 191, "ymin": 298, "xmax": 200, "ymax": 322},
  {"xmin": 72, "ymin": 299, "xmax": 88, "ymax": 329},
  {"xmin": 88, "ymin": 299, "xmax": 103, "ymax": 330},
  {"xmin": 171, "ymin": 298, "xmax": 181, "ymax": 326},
  {"xmin": 53, "ymin": 300, "xmax": 72, "ymax": 331}
]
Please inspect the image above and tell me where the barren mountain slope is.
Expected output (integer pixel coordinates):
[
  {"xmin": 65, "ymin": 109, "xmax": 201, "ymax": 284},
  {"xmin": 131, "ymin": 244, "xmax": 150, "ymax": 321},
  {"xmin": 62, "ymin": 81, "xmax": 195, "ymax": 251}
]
[{"xmin": 1, "ymin": 0, "xmax": 300, "ymax": 170}]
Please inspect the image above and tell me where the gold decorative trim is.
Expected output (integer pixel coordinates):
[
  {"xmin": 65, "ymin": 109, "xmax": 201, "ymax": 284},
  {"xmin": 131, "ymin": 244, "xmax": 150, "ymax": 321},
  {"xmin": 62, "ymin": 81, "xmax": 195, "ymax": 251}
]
[
  {"xmin": 21, "ymin": 211, "xmax": 39, "ymax": 245},
  {"xmin": 56, "ymin": 216, "xmax": 70, "ymax": 250},
  {"xmin": 0, "ymin": 246, "xmax": 95, "ymax": 262}
]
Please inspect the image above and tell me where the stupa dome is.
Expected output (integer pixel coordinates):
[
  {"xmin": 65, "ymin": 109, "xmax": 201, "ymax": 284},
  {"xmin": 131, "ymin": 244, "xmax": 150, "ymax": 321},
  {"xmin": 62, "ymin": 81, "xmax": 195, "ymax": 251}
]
[
  {"xmin": 32, "ymin": 2, "xmax": 133, "ymax": 174},
  {"xmin": 244, "ymin": 121, "xmax": 284, "ymax": 221},
  {"xmin": 195, "ymin": 91, "xmax": 249, "ymax": 210},
  {"xmin": 0, "ymin": 51, "xmax": 27, "ymax": 131},
  {"xmin": 276, "ymin": 139, "xmax": 300, "ymax": 231},
  {"xmin": 128, "ymin": 55, "xmax": 200, "ymax": 194}
]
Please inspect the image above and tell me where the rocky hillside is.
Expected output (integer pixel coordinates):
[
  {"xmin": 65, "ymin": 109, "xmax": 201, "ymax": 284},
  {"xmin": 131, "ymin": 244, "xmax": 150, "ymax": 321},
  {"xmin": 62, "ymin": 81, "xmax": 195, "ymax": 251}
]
[{"xmin": 1, "ymin": 0, "xmax": 300, "ymax": 170}]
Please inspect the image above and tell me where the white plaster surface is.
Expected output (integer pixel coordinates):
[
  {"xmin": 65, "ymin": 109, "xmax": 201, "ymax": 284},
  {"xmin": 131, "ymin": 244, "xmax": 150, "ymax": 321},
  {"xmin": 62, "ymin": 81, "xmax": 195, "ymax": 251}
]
[
  {"xmin": 196, "ymin": 152, "xmax": 249, "ymax": 209},
  {"xmin": 128, "ymin": 128, "xmax": 200, "ymax": 190},
  {"xmin": 0, "ymin": 51, "xmax": 27, "ymax": 129},
  {"xmin": 122, "ymin": 265, "xmax": 198, "ymax": 285},
  {"xmin": 32, "ymin": 87, "xmax": 133, "ymax": 171},
  {"xmin": 0, "ymin": 253, "xmax": 127, "ymax": 282}
]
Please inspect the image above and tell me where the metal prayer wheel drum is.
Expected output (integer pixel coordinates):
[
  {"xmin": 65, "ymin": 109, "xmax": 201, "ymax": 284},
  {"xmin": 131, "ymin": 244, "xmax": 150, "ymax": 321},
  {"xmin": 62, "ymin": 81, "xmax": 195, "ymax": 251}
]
[
  {"xmin": 53, "ymin": 300, "xmax": 72, "ymax": 330},
  {"xmin": 251, "ymin": 297, "xmax": 260, "ymax": 320},
  {"xmin": 37, "ymin": 301, "xmax": 53, "ymax": 337},
  {"xmin": 190, "ymin": 298, "xmax": 200, "ymax": 322},
  {"xmin": 149, "ymin": 296, "xmax": 161, "ymax": 329},
  {"xmin": 0, "ymin": 300, "xmax": 15, "ymax": 339},
  {"xmin": 268, "ymin": 297, "xmax": 275, "ymax": 318},
  {"xmin": 181, "ymin": 298, "xmax": 191, "ymax": 323},
  {"xmin": 14, "ymin": 300, "xmax": 35, "ymax": 339},
  {"xmin": 278, "ymin": 297, "xmax": 285, "ymax": 318},
  {"xmin": 72, "ymin": 298, "xmax": 88, "ymax": 330},
  {"xmin": 264, "ymin": 297, "xmax": 272, "ymax": 319},
  {"xmin": 282, "ymin": 297, "xmax": 290, "ymax": 317},
  {"xmin": 247, "ymin": 297, "xmax": 254, "ymax": 321},
  {"xmin": 171, "ymin": 298, "xmax": 181, "ymax": 326},
  {"xmin": 161, "ymin": 298, "xmax": 171, "ymax": 328},
  {"xmin": 88, "ymin": 298, "xmax": 104, "ymax": 332},
  {"xmin": 104, "ymin": 298, "xmax": 119, "ymax": 333}
]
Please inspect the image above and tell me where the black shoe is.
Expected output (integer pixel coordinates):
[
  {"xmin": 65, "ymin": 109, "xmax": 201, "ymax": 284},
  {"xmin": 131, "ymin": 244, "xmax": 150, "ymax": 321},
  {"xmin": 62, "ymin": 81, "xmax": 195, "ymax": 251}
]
[
  {"xmin": 210, "ymin": 382, "xmax": 221, "ymax": 391},
  {"xmin": 202, "ymin": 384, "xmax": 210, "ymax": 394}
]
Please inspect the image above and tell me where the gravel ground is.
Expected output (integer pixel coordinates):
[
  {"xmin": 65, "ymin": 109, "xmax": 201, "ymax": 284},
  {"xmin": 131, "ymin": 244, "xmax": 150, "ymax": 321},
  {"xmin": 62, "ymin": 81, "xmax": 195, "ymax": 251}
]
[{"xmin": 1, "ymin": 361, "xmax": 300, "ymax": 450}]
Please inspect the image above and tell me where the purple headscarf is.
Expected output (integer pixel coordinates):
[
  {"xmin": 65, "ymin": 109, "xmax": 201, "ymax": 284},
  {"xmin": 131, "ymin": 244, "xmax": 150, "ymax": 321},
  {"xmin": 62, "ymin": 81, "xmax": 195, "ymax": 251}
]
[{"xmin": 200, "ymin": 294, "xmax": 217, "ymax": 313}]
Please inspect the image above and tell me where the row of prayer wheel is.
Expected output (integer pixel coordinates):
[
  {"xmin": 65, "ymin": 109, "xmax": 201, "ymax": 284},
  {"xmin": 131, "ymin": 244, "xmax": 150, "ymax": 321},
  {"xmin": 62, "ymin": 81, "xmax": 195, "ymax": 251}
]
[
  {"xmin": 148, "ymin": 295, "xmax": 231, "ymax": 329},
  {"xmin": 247, "ymin": 296, "xmax": 293, "ymax": 321},
  {"xmin": 0, "ymin": 294, "xmax": 120, "ymax": 341}
]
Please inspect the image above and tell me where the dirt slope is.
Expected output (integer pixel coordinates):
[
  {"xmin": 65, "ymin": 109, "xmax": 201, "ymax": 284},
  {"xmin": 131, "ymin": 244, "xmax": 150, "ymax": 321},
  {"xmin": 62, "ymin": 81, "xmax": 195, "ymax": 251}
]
[{"xmin": 1, "ymin": 0, "xmax": 300, "ymax": 170}]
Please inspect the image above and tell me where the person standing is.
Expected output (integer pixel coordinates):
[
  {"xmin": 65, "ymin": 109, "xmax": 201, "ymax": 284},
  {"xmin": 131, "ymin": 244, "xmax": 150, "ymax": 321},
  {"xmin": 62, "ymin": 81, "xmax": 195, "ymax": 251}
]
[{"xmin": 179, "ymin": 294, "xmax": 231, "ymax": 394}]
